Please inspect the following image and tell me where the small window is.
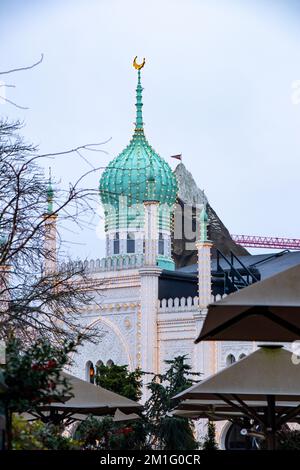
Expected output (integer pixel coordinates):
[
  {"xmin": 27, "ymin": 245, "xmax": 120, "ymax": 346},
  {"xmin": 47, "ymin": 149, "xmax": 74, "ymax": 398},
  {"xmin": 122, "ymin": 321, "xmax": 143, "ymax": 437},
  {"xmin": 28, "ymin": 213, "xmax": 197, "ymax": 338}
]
[
  {"xmin": 158, "ymin": 233, "xmax": 164, "ymax": 255},
  {"xmin": 226, "ymin": 354, "xmax": 236, "ymax": 366},
  {"xmin": 106, "ymin": 359, "xmax": 114, "ymax": 367},
  {"xmin": 113, "ymin": 233, "xmax": 120, "ymax": 254},
  {"xmin": 127, "ymin": 232, "xmax": 135, "ymax": 253},
  {"xmin": 86, "ymin": 361, "xmax": 95, "ymax": 384},
  {"xmin": 239, "ymin": 354, "xmax": 246, "ymax": 360}
]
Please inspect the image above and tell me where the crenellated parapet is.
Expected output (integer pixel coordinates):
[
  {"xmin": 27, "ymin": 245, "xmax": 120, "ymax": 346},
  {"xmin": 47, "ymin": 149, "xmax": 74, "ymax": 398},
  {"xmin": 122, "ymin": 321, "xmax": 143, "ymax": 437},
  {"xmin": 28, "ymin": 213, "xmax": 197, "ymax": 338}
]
[
  {"xmin": 158, "ymin": 294, "xmax": 227, "ymax": 313},
  {"xmin": 159, "ymin": 296, "xmax": 199, "ymax": 312},
  {"xmin": 61, "ymin": 253, "xmax": 145, "ymax": 274}
]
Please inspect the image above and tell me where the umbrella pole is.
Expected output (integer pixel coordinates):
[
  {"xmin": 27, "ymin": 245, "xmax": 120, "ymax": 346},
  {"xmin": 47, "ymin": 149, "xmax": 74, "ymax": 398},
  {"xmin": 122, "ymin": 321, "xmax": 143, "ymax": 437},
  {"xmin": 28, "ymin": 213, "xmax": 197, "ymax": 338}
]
[
  {"xmin": 265, "ymin": 396, "xmax": 277, "ymax": 450},
  {"xmin": 265, "ymin": 430, "xmax": 276, "ymax": 450}
]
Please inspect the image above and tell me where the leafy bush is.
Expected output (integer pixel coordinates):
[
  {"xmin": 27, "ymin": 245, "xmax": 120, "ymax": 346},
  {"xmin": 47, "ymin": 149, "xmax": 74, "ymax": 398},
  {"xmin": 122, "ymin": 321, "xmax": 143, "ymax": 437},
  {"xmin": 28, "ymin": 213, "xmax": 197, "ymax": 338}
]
[
  {"xmin": 12, "ymin": 415, "xmax": 81, "ymax": 450},
  {"xmin": 75, "ymin": 415, "xmax": 148, "ymax": 450},
  {"xmin": 201, "ymin": 421, "xmax": 218, "ymax": 450}
]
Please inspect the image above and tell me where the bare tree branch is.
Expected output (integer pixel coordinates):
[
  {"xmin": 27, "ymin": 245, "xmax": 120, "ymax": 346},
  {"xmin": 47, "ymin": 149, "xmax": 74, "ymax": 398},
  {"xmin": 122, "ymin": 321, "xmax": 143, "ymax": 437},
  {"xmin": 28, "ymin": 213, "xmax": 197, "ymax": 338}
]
[
  {"xmin": 0, "ymin": 55, "xmax": 44, "ymax": 109},
  {"xmin": 0, "ymin": 119, "xmax": 107, "ymax": 345},
  {"xmin": 0, "ymin": 95, "xmax": 29, "ymax": 110},
  {"xmin": 0, "ymin": 54, "xmax": 44, "ymax": 76},
  {"xmin": 36, "ymin": 139, "xmax": 112, "ymax": 159}
]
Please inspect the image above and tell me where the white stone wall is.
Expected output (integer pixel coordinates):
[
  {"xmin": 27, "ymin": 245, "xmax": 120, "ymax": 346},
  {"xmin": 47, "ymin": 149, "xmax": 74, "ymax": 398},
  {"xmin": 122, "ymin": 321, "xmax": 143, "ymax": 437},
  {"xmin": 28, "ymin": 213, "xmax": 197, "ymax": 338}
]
[
  {"xmin": 72, "ymin": 283, "xmax": 243, "ymax": 385},
  {"xmin": 70, "ymin": 270, "xmax": 141, "ymax": 379},
  {"xmin": 218, "ymin": 341, "xmax": 256, "ymax": 370},
  {"xmin": 158, "ymin": 297, "xmax": 201, "ymax": 375},
  {"xmin": 69, "ymin": 271, "xmax": 258, "ymax": 448},
  {"xmin": 71, "ymin": 307, "xmax": 139, "ymax": 379}
]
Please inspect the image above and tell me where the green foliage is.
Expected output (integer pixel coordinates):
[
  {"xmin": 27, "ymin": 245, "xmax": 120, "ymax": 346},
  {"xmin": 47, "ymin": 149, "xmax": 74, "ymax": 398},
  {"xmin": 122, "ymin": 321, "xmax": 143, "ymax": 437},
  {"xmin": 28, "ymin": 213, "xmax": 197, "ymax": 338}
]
[
  {"xmin": 76, "ymin": 364, "xmax": 146, "ymax": 450},
  {"xmin": 12, "ymin": 415, "xmax": 45, "ymax": 450},
  {"xmin": 75, "ymin": 415, "xmax": 148, "ymax": 450},
  {"xmin": 8, "ymin": 352, "xmax": 202, "ymax": 451},
  {"xmin": 75, "ymin": 416, "xmax": 112, "ymax": 449},
  {"xmin": 151, "ymin": 416, "xmax": 198, "ymax": 450},
  {"xmin": 4, "ymin": 337, "xmax": 77, "ymax": 413},
  {"xmin": 95, "ymin": 363, "xmax": 143, "ymax": 402},
  {"xmin": 164, "ymin": 355, "xmax": 200, "ymax": 407},
  {"xmin": 146, "ymin": 380, "xmax": 169, "ymax": 422},
  {"xmin": 201, "ymin": 421, "xmax": 218, "ymax": 450},
  {"xmin": 12, "ymin": 415, "xmax": 81, "ymax": 450},
  {"xmin": 278, "ymin": 429, "xmax": 300, "ymax": 450},
  {"xmin": 145, "ymin": 355, "xmax": 200, "ymax": 450},
  {"xmin": 146, "ymin": 356, "xmax": 199, "ymax": 420}
]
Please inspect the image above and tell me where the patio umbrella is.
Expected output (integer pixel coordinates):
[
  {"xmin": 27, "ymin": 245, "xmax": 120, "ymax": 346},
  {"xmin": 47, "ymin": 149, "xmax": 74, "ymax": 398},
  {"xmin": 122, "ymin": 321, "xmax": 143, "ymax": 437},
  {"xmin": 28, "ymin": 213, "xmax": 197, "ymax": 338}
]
[
  {"xmin": 173, "ymin": 399, "xmax": 300, "ymax": 425},
  {"xmin": 171, "ymin": 404, "xmax": 244, "ymax": 421},
  {"xmin": 28, "ymin": 372, "xmax": 142, "ymax": 425},
  {"xmin": 196, "ymin": 264, "xmax": 300, "ymax": 342},
  {"xmin": 173, "ymin": 346, "xmax": 300, "ymax": 449},
  {"xmin": 113, "ymin": 409, "xmax": 141, "ymax": 422}
]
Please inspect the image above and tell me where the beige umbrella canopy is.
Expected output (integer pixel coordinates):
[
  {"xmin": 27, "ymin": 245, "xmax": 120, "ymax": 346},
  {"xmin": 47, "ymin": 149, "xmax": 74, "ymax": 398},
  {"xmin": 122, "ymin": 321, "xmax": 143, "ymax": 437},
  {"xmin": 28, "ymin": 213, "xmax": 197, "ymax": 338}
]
[
  {"xmin": 28, "ymin": 372, "xmax": 142, "ymax": 424},
  {"xmin": 173, "ymin": 399, "xmax": 300, "ymax": 425},
  {"xmin": 196, "ymin": 264, "xmax": 300, "ymax": 343},
  {"xmin": 174, "ymin": 399, "xmax": 253, "ymax": 417},
  {"xmin": 173, "ymin": 346, "xmax": 300, "ymax": 449},
  {"xmin": 113, "ymin": 409, "xmax": 141, "ymax": 422},
  {"xmin": 172, "ymin": 404, "xmax": 244, "ymax": 421}
]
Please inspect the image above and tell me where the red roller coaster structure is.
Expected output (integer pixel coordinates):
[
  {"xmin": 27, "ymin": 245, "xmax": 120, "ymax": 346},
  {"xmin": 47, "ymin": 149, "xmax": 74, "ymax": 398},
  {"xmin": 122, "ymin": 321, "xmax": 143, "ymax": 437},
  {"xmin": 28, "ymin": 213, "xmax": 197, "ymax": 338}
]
[{"xmin": 231, "ymin": 234, "xmax": 300, "ymax": 250}]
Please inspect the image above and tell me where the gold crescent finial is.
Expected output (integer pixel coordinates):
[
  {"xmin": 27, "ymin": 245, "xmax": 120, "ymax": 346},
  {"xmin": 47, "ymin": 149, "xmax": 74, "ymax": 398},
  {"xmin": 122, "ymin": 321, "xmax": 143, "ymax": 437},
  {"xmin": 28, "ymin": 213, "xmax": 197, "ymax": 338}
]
[{"xmin": 133, "ymin": 56, "xmax": 145, "ymax": 70}]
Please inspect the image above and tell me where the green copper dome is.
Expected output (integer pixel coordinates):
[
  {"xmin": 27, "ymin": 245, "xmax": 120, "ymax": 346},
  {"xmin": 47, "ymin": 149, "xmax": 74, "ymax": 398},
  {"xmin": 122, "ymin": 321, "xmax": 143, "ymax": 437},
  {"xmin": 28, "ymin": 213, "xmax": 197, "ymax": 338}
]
[{"xmin": 99, "ymin": 66, "xmax": 178, "ymax": 231}]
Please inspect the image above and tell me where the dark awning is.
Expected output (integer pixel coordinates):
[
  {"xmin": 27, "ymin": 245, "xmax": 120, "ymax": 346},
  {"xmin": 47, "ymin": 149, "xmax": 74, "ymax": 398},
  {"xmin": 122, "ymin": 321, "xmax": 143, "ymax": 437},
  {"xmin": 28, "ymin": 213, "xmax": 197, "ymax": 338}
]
[{"xmin": 196, "ymin": 264, "xmax": 300, "ymax": 342}]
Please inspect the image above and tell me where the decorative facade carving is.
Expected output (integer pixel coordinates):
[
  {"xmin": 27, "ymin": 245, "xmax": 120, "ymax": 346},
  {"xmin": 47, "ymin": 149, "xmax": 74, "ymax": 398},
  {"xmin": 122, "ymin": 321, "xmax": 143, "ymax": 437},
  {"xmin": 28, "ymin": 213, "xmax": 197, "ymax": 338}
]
[
  {"xmin": 72, "ymin": 314, "xmax": 136, "ymax": 379},
  {"xmin": 218, "ymin": 341, "xmax": 255, "ymax": 369}
]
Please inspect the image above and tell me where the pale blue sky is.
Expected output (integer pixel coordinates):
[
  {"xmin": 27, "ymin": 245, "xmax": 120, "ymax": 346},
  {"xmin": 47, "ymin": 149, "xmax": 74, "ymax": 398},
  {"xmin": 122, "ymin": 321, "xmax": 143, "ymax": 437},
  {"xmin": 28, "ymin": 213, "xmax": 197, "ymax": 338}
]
[{"xmin": 1, "ymin": 0, "xmax": 300, "ymax": 259}]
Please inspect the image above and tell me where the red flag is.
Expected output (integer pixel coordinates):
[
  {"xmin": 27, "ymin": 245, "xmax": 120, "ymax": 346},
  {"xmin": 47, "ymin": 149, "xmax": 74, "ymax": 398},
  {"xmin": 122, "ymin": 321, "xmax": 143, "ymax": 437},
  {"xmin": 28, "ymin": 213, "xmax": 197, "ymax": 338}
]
[{"xmin": 170, "ymin": 154, "xmax": 182, "ymax": 161}]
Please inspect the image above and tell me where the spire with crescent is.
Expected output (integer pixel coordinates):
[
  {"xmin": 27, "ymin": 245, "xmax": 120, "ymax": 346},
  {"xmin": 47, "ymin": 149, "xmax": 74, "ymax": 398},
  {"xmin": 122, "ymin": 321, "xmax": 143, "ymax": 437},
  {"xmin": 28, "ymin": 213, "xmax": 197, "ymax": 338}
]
[
  {"xmin": 99, "ymin": 57, "xmax": 178, "ymax": 270},
  {"xmin": 133, "ymin": 56, "xmax": 145, "ymax": 131}
]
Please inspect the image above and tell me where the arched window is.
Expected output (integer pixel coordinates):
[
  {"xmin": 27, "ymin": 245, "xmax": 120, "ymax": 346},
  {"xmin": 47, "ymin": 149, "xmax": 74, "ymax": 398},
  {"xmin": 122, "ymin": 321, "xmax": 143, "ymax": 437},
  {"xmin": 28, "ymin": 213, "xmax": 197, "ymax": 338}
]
[
  {"xmin": 158, "ymin": 233, "xmax": 164, "ymax": 255},
  {"xmin": 106, "ymin": 359, "xmax": 114, "ymax": 367},
  {"xmin": 85, "ymin": 360, "xmax": 95, "ymax": 384},
  {"xmin": 239, "ymin": 353, "xmax": 246, "ymax": 360},
  {"xmin": 127, "ymin": 232, "xmax": 135, "ymax": 253},
  {"xmin": 96, "ymin": 360, "xmax": 104, "ymax": 372},
  {"xmin": 226, "ymin": 354, "xmax": 236, "ymax": 366},
  {"xmin": 113, "ymin": 233, "xmax": 120, "ymax": 254}
]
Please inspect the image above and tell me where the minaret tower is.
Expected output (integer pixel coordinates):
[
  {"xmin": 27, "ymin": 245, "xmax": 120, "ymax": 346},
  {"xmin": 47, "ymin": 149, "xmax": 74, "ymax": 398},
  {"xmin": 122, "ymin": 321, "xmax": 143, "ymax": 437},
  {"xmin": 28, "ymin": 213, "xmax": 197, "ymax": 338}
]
[
  {"xmin": 98, "ymin": 58, "xmax": 178, "ymax": 385},
  {"xmin": 139, "ymin": 167, "xmax": 161, "ymax": 382},
  {"xmin": 99, "ymin": 58, "xmax": 178, "ymax": 269},
  {"xmin": 43, "ymin": 170, "xmax": 57, "ymax": 275},
  {"xmin": 196, "ymin": 202, "xmax": 212, "ymax": 309},
  {"xmin": 143, "ymin": 166, "xmax": 159, "ymax": 266},
  {"xmin": 194, "ymin": 203, "xmax": 216, "ymax": 377}
]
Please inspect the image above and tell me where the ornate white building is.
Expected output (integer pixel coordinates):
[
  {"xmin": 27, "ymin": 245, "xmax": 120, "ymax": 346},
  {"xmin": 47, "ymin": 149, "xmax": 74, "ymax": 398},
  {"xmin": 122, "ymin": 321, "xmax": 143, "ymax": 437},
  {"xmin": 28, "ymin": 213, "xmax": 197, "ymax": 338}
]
[
  {"xmin": 66, "ymin": 60, "xmax": 255, "ymax": 393},
  {"xmin": 39, "ymin": 59, "xmax": 259, "ymax": 448},
  {"xmin": 41, "ymin": 59, "xmax": 300, "ymax": 448}
]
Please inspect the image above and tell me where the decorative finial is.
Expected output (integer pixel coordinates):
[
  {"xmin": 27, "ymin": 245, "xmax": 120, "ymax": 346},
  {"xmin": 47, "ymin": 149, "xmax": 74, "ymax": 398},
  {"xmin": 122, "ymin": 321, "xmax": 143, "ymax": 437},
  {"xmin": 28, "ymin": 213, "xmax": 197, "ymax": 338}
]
[
  {"xmin": 200, "ymin": 199, "xmax": 209, "ymax": 242},
  {"xmin": 133, "ymin": 56, "xmax": 145, "ymax": 70},
  {"xmin": 133, "ymin": 57, "xmax": 145, "ymax": 130},
  {"xmin": 47, "ymin": 167, "xmax": 54, "ymax": 214}
]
